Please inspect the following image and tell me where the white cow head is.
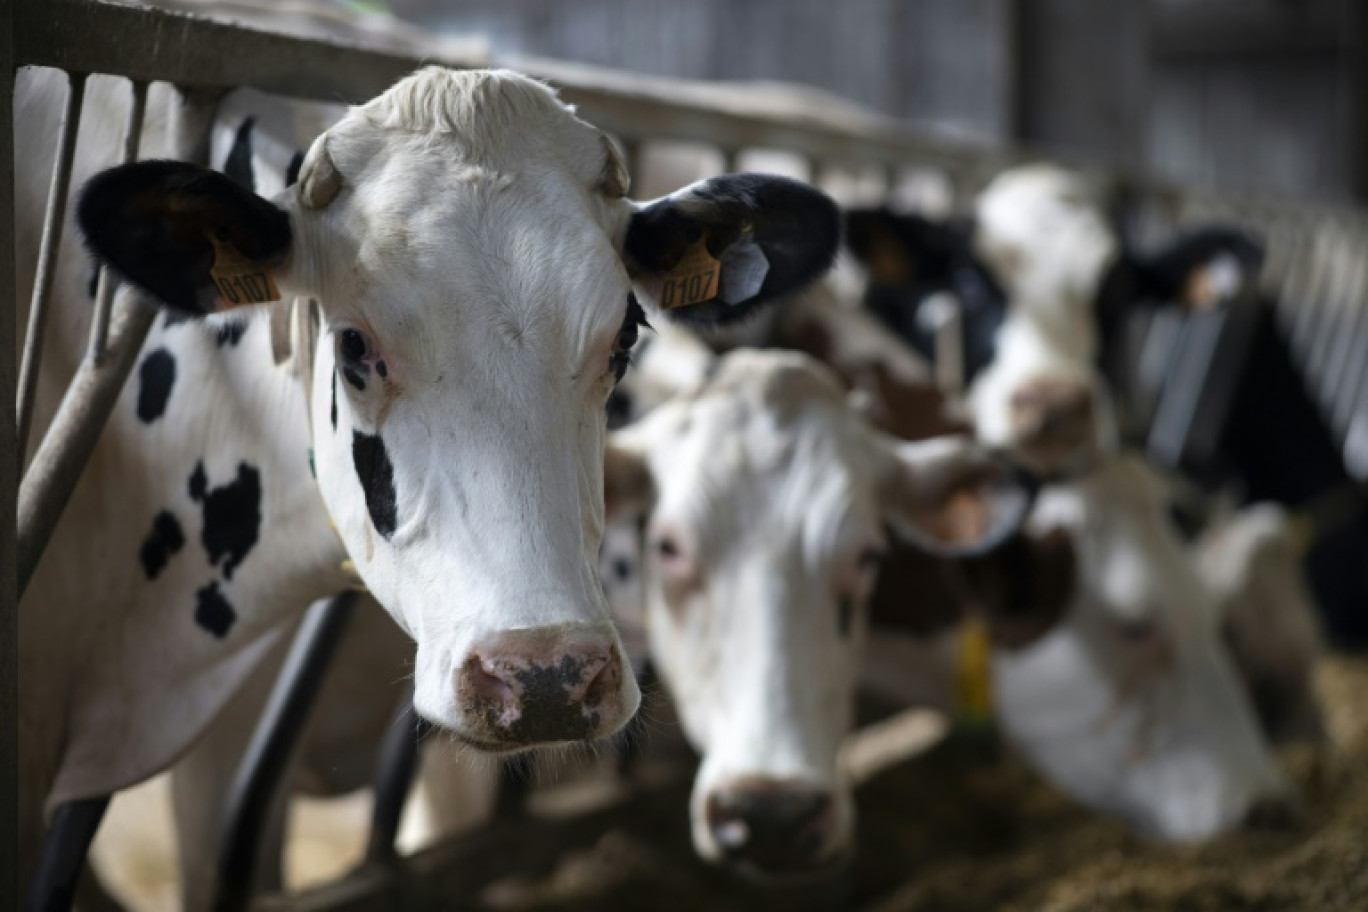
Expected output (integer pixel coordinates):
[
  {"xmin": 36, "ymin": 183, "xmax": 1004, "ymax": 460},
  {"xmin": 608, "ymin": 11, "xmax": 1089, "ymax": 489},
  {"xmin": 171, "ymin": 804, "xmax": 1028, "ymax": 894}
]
[
  {"xmin": 605, "ymin": 349, "xmax": 1033, "ymax": 877},
  {"xmin": 77, "ymin": 68, "xmax": 841, "ymax": 751},
  {"xmin": 992, "ymin": 456, "xmax": 1291, "ymax": 841},
  {"xmin": 968, "ymin": 165, "xmax": 1122, "ymax": 478}
]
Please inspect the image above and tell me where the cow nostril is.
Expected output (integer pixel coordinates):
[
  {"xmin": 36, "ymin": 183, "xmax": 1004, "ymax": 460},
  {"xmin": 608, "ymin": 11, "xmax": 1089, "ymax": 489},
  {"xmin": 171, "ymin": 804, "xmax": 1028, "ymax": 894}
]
[
  {"xmin": 467, "ymin": 661, "xmax": 517, "ymax": 706},
  {"xmin": 581, "ymin": 649, "xmax": 621, "ymax": 707}
]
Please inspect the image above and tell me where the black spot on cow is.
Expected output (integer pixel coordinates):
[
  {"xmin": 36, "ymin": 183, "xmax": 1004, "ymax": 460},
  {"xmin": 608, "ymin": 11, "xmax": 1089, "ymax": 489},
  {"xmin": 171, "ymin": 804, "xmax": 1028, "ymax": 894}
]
[
  {"xmin": 188, "ymin": 461, "xmax": 263, "ymax": 580},
  {"xmin": 342, "ymin": 365, "xmax": 368, "ymax": 393},
  {"xmin": 136, "ymin": 348, "xmax": 176, "ymax": 423},
  {"xmin": 188, "ymin": 462, "xmax": 208, "ymax": 501},
  {"xmin": 223, "ymin": 117, "xmax": 256, "ymax": 192},
  {"xmin": 139, "ymin": 510, "xmax": 185, "ymax": 580},
  {"xmin": 330, "ymin": 371, "xmax": 338, "ymax": 431},
  {"xmin": 87, "ymin": 263, "xmax": 101, "ymax": 299},
  {"xmin": 375, "ymin": 360, "xmax": 388, "ymax": 380},
  {"xmin": 195, "ymin": 581, "xmax": 237, "ymax": 638},
  {"xmin": 215, "ymin": 320, "xmax": 248, "ymax": 348},
  {"xmin": 612, "ymin": 557, "xmax": 634, "ymax": 582},
  {"xmin": 352, "ymin": 431, "xmax": 397, "ymax": 538},
  {"xmin": 285, "ymin": 150, "xmax": 305, "ymax": 187}
]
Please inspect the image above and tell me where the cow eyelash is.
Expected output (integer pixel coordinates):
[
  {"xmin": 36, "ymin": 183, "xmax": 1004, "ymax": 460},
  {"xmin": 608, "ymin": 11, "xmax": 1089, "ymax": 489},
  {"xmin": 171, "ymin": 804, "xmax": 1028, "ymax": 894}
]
[{"xmin": 609, "ymin": 294, "xmax": 650, "ymax": 382}]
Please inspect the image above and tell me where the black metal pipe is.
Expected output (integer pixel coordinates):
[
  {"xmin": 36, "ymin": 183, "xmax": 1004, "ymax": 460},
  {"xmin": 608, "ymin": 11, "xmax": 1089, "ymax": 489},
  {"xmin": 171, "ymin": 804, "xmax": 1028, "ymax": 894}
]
[
  {"xmin": 22, "ymin": 795, "xmax": 109, "ymax": 912},
  {"xmin": 364, "ymin": 691, "xmax": 432, "ymax": 866},
  {"xmin": 212, "ymin": 593, "xmax": 357, "ymax": 912}
]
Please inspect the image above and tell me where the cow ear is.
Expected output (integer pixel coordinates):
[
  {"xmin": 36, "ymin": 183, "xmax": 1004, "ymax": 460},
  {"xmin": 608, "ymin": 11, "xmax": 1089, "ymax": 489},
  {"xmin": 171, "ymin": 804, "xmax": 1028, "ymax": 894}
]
[
  {"xmin": 844, "ymin": 207, "xmax": 960, "ymax": 286},
  {"xmin": 959, "ymin": 527, "xmax": 1076, "ymax": 649},
  {"xmin": 1126, "ymin": 226, "xmax": 1265, "ymax": 311},
  {"xmin": 876, "ymin": 435, "xmax": 1036, "ymax": 559},
  {"xmin": 77, "ymin": 160, "xmax": 293, "ymax": 316},
  {"xmin": 624, "ymin": 173, "xmax": 840, "ymax": 326}
]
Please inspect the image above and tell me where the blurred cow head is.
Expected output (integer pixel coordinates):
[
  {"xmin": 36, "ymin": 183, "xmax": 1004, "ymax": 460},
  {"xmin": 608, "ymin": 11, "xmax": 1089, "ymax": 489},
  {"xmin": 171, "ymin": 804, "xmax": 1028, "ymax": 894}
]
[{"xmin": 605, "ymin": 349, "xmax": 1032, "ymax": 877}]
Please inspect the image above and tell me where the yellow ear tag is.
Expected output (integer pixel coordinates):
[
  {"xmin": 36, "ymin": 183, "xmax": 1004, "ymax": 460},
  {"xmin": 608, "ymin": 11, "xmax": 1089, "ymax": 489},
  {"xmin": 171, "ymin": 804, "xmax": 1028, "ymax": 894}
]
[
  {"xmin": 208, "ymin": 232, "xmax": 281, "ymax": 308},
  {"xmin": 953, "ymin": 617, "xmax": 994, "ymax": 723},
  {"xmin": 659, "ymin": 235, "xmax": 722, "ymax": 309}
]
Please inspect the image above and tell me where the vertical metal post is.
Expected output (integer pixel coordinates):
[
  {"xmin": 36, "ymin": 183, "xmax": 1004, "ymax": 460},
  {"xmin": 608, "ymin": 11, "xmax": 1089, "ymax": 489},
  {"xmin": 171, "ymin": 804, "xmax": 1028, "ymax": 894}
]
[
  {"xmin": 20, "ymin": 797, "xmax": 109, "ymax": 912},
  {"xmin": 17, "ymin": 289, "xmax": 158, "ymax": 597},
  {"xmin": 212, "ymin": 594, "xmax": 358, "ymax": 912},
  {"xmin": 16, "ymin": 71, "xmax": 86, "ymax": 462},
  {"xmin": 88, "ymin": 80, "xmax": 148, "ymax": 360},
  {"xmin": 364, "ymin": 691, "xmax": 432, "ymax": 866},
  {"xmin": 2, "ymin": 0, "xmax": 20, "ymax": 903}
]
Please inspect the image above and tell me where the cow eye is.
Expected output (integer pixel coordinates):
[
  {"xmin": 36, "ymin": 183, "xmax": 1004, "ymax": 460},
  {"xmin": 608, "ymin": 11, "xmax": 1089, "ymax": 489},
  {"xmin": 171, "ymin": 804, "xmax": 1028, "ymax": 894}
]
[
  {"xmin": 339, "ymin": 328, "xmax": 370, "ymax": 363},
  {"xmin": 609, "ymin": 294, "xmax": 650, "ymax": 382}
]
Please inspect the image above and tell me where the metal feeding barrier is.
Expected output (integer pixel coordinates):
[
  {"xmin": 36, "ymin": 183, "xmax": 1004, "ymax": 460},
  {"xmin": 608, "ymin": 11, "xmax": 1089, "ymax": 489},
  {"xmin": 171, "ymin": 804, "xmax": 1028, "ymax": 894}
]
[{"xmin": 5, "ymin": 1, "xmax": 1367, "ymax": 909}]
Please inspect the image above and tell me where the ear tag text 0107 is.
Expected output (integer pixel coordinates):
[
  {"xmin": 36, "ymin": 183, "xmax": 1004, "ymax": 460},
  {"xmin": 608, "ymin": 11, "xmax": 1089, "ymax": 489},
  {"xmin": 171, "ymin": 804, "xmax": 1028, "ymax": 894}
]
[
  {"xmin": 208, "ymin": 231, "xmax": 281, "ymax": 308},
  {"xmin": 659, "ymin": 234, "xmax": 722, "ymax": 309}
]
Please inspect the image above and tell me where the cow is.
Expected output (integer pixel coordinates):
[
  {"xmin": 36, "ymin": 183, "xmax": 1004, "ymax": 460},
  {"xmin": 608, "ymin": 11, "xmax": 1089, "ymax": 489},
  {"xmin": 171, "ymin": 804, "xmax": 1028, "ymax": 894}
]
[
  {"xmin": 847, "ymin": 165, "xmax": 1367, "ymax": 646},
  {"xmin": 16, "ymin": 64, "xmax": 841, "ymax": 890},
  {"xmin": 622, "ymin": 286, "xmax": 1311, "ymax": 846},
  {"xmin": 601, "ymin": 346, "xmax": 1032, "ymax": 878}
]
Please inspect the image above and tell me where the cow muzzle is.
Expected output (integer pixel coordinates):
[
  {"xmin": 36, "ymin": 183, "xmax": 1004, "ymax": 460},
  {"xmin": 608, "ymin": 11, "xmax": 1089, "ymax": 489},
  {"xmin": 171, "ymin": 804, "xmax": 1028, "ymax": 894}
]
[
  {"xmin": 703, "ymin": 777, "xmax": 845, "ymax": 879},
  {"xmin": 1008, "ymin": 377, "xmax": 1098, "ymax": 477},
  {"xmin": 427, "ymin": 624, "xmax": 638, "ymax": 750}
]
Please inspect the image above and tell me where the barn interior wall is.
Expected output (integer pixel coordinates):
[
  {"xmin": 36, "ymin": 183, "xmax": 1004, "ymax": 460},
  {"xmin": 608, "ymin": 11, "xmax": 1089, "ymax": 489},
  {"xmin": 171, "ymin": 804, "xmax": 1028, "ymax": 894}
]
[{"xmin": 392, "ymin": 0, "xmax": 1364, "ymax": 203}]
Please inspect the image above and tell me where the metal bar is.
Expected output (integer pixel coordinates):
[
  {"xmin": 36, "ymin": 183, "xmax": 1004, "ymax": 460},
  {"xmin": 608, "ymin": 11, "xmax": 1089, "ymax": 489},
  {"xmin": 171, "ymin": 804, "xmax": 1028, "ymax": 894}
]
[
  {"xmin": 16, "ymin": 70, "xmax": 86, "ymax": 463},
  {"xmin": 1321, "ymin": 242, "xmax": 1368, "ymax": 430},
  {"xmin": 9, "ymin": 2, "xmax": 1366, "ymax": 231},
  {"xmin": 20, "ymin": 796, "xmax": 109, "ymax": 912},
  {"xmin": 17, "ymin": 289, "xmax": 157, "ymax": 598},
  {"xmin": 364, "ymin": 693, "xmax": 433, "ymax": 866},
  {"xmin": 1330, "ymin": 246, "xmax": 1368, "ymax": 435},
  {"xmin": 88, "ymin": 80, "xmax": 148, "ymax": 361},
  {"xmin": 213, "ymin": 594, "xmax": 358, "ymax": 912}
]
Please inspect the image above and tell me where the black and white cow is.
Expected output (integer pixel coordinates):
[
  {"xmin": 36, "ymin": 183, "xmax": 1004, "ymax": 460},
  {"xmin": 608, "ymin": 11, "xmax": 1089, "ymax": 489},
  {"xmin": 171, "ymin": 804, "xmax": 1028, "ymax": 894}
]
[{"xmin": 16, "ymin": 65, "xmax": 840, "ymax": 888}]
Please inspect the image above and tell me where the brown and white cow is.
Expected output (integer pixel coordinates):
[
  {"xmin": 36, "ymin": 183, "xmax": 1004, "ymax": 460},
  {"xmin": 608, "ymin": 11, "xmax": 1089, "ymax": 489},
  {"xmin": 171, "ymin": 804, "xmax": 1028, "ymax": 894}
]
[{"xmin": 603, "ymin": 346, "xmax": 1030, "ymax": 877}]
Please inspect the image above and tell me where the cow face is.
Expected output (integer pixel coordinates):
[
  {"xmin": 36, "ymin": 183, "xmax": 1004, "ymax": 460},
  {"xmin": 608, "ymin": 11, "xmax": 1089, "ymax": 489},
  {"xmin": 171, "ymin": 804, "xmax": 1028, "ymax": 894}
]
[
  {"xmin": 77, "ymin": 68, "xmax": 840, "ymax": 751},
  {"xmin": 606, "ymin": 350, "xmax": 1032, "ymax": 877},
  {"xmin": 968, "ymin": 317, "xmax": 1119, "ymax": 478},
  {"xmin": 992, "ymin": 457, "xmax": 1290, "ymax": 841}
]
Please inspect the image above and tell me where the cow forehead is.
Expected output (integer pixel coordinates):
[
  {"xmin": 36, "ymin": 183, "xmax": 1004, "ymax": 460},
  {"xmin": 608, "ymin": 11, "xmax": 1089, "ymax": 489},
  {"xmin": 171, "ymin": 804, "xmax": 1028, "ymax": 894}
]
[
  {"xmin": 649, "ymin": 391, "xmax": 879, "ymax": 562},
  {"xmin": 299, "ymin": 68, "xmax": 629, "ymax": 340}
]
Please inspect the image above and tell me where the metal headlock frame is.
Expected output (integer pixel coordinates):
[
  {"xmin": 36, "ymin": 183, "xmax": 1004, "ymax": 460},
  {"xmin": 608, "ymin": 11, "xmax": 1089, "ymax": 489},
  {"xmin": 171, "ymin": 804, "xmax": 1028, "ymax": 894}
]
[{"xmin": 6, "ymin": 1, "xmax": 1366, "ymax": 909}]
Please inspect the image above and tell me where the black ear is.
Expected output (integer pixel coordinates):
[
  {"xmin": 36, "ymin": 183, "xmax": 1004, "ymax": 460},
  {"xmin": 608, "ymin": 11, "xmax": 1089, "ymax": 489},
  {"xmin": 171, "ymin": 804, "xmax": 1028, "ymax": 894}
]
[
  {"xmin": 844, "ymin": 207, "xmax": 960, "ymax": 286},
  {"xmin": 624, "ymin": 173, "xmax": 840, "ymax": 325},
  {"xmin": 1125, "ymin": 225, "xmax": 1265, "ymax": 310},
  {"xmin": 961, "ymin": 527, "xmax": 1077, "ymax": 649},
  {"xmin": 77, "ymin": 160, "xmax": 292, "ymax": 315}
]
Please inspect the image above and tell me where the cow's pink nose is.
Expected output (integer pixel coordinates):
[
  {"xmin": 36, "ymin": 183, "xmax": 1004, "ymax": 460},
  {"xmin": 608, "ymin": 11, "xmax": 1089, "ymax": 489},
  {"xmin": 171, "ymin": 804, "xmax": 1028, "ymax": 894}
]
[{"xmin": 458, "ymin": 626, "xmax": 633, "ymax": 747}]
